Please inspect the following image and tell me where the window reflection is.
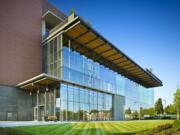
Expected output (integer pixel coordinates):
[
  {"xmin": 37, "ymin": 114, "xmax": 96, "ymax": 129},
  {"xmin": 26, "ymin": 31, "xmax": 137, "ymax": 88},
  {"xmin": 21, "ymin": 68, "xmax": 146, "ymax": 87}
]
[
  {"xmin": 60, "ymin": 83, "xmax": 112, "ymax": 121},
  {"xmin": 62, "ymin": 46, "xmax": 126, "ymax": 95}
]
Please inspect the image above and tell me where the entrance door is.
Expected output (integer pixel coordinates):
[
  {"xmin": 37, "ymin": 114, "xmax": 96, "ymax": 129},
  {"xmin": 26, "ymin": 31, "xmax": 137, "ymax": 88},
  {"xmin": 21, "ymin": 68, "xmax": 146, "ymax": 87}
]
[
  {"xmin": 33, "ymin": 88, "xmax": 58, "ymax": 121},
  {"xmin": 33, "ymin": 106, "xmax": 45, "ymax": 121}
]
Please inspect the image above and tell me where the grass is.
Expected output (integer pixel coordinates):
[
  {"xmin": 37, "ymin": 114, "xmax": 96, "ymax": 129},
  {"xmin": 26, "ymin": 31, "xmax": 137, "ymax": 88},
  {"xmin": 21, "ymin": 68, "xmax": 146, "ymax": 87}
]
[
  {"xmin": 173, "ymin": 120, "xmax": 180, "ymax": 131},
  {"xmin": 0, "ymin": 120, "xmax": 174, "ymax": 135}
]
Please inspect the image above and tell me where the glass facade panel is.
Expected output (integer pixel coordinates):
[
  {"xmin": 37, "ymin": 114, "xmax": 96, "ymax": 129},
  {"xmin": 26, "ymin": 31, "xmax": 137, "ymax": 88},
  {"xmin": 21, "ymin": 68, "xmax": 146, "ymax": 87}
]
[
  {"xmin": 125, "ymin": 79, "xmax": 154, "ymax": 110},
  {"xmin": 60, "ymin": 83, "xmax": 112, "ymax": 121},
  {"xmin": 42, "ymin": 36, "xmax": 62, "ymax": 77},
  {"xmin": 62, "ymin": 46, "xmax": 127, "ymax": 95}
]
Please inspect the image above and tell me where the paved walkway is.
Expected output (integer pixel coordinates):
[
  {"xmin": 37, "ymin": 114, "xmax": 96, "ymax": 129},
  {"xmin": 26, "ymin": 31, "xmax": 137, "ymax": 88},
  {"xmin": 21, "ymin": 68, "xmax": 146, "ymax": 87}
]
[
  {"xmin": 0, "ymin": 121, "xmax": 67, "ymax": 127},
  {"xmin": 0, "ymin": 121, "xmax": 118, "ymax": 127}
]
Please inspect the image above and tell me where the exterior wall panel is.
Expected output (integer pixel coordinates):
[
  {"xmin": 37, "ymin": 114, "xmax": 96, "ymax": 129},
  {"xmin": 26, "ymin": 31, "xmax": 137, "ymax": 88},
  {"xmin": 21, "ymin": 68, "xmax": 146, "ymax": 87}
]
[
  {"xmin": 112, "ymin": 95, "xmax": 125, "ymax": 120},
  {"xmin": 0, "ymin": 85, "xmax": 32, "ymax": 121},
  {"xmin": 0, "ymin": 0, "xmax": 43, "ymax": 85}
]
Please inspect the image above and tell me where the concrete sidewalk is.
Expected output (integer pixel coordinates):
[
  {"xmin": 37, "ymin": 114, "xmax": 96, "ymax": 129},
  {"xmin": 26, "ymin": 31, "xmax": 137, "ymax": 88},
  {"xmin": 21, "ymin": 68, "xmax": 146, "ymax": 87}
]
[{"xmin": 0, "ymin": 121, "xmax": 66, "ymax": 127}]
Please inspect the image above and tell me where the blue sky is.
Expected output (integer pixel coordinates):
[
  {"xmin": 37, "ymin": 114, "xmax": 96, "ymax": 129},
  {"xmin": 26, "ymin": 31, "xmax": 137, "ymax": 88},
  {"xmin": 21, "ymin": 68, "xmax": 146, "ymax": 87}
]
[{"xmin": 49, "ymin": 0, "xmax": 180, "ymax": 105}]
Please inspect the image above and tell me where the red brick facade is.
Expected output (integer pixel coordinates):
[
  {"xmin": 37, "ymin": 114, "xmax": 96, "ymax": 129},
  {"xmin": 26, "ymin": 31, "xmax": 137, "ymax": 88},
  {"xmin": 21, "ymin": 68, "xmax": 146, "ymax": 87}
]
[{"xmin": 0, "ymin": 0, "xmax": 66, "ymax": 85}]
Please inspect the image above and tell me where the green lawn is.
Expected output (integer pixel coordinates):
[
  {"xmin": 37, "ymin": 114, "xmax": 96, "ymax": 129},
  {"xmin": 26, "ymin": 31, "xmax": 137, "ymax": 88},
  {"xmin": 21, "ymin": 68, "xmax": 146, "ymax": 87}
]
[{"xmin": 8, "ymin": 120, "xmax": 174, "ymax": 135}]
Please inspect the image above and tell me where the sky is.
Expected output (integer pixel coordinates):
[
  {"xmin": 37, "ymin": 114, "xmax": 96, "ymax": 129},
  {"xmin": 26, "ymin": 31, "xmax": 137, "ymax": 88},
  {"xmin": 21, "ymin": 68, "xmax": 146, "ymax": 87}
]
[{"xmin": 49, "ymin": 0, "xmax": 180, "ymax": 105}]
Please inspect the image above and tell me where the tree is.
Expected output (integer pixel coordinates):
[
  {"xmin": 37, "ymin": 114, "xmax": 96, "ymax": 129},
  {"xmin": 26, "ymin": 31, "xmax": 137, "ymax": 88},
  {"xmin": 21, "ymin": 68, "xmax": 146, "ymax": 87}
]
[
  {"xmin": 141, "ymin": 107, "xmax": 155, "ymax": 116},
  {"xmin": 174, "ymin": 86, "xmax": 180, "ymax": 120},
  {"xmin": 69, "ymin": 8, "xmax": 75, "ymax": 15},
  {"xmin": 165, "ymin": 104, "xmax": 176, "ymax": 114},
  {"xmin": 125, "ymin": 108, "xmax": 131, "ymax": 115},
  {"xmin": 155, "ymin": 98, "xmax": 164, "ymax": 115},
  {"xmin": 131, "ymin": 111, "xmax": 139, "ymax": 119}
]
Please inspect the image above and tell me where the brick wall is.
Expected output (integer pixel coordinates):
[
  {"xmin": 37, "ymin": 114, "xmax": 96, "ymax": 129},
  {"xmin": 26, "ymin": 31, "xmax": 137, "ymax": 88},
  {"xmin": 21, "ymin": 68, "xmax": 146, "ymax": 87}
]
[{"xmin": 0, "ymin": 0, "xmax": 43, "ymax": 85}]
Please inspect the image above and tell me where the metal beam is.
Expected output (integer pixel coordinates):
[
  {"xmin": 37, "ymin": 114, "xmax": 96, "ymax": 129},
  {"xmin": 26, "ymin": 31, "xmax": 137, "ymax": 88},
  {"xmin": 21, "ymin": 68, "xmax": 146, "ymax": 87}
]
[
  {"xmin": 84, "ymin": 36, "xmax": 99, "ymax": 45},
  {"xmin": 69, "ymin": 33, "xmax": 98, "ymax": 51},
  {"xmin": 123, "ymin": 64, "xmax": 136, "ymax": 70},
  {"xmin": 109, "ymin": 56, "xmax": 123, "ymax": 62},
  {"xmin": 75, "ymin": 30, "xmax": 89, "ymax": 40},
  {"xmin": 128, "ymin": 69, "xmax": 142, "ymax": 73},
  {"xmin": 110, "ymin": 57, "xmax": 121, "ymax": 62},
  {"xmin": 91, "ymin": 42, "xmax": 106, "ymax": 50},
  {"xmin": 92, "ymin": 48, "xmax": 113, "ymax": 62},
  {"xmin": 132, "ymin": 73, "xmax": 144, "ymax": 76},
  {"xmin": 103, "ymin": 52, "xmax": 119, "ymax": 59},
  {"xmin": 126, "ymin": 66, "xmax": 138, "ymax": 71},
  {"xmin": 81, "ymin": 42, "xmax": 106, "ymax": 56},
  {"xmin": 113, "ymin": 59, "xmax": 127, "ymax": 64},
  {"xmin": 116, "ymin": 59, "xmax": 128, "ymax": 65},
  {"xmin": 97, "ymin": 48, "xmax": 112, "ymax": 55}
]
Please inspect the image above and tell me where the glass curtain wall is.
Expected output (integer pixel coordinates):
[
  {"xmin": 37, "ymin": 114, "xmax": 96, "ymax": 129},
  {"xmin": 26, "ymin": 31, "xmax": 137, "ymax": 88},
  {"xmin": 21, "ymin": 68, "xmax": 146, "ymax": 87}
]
[
  {"xmin": 42, "ymin": 35, "xmax": 155, "ymax": 121},
  {"xmin": 61, "ymin": 45, "xmax": 154, "ymax": 110},
  {"xmin": 125, "ymin": 79, "xmax": 154, "ymax": 111},
  {"xmin": 42, "ymin": 35, "xmax": 62, "ymax": 77},
  {"xmin": 62, "ymin": 46, "xmax": 125, "ymax": 96},
  {"xmin": 60, "ymin": 83, "xmax": 112, "ymax": 121}
]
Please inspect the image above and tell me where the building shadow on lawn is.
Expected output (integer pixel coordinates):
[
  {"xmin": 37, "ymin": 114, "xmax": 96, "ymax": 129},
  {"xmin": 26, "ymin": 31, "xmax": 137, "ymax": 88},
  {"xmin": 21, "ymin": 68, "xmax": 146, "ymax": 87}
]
[{"xmin": 0, "ymin": 127, "xmax": 33, "ymax": 135}]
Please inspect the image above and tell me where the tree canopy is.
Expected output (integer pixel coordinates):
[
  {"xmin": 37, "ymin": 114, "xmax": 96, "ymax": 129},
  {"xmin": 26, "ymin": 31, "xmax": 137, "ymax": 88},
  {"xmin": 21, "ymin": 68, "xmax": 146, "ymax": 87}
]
[
  {"xmin": 174, "ymin": 86, "xmax": 180, "ymax": 119},
  {"xmin": 155, "ymin": 98, "xmax": 164, "ymax": 115},
  {"xmin": 125, "ymin": 108, "xmax": 132, "ymax": 115},
  {"xmin": 69, "ymin": 8, "xmax": 75, "ymax": 15},
  {"xmin": 165, "ymin": 104, "xmax": 176, "ymax": 114}
]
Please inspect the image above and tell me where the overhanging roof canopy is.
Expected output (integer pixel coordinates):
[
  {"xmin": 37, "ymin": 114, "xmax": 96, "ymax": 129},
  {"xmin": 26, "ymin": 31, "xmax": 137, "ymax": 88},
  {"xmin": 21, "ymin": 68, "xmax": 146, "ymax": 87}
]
[
  {"xmin": 17, "ymin": 73, "xmax": 60, "ymax": 90},
  {"xmin": 45, "ymin": 14, "xmax": 162, "ymax": 88}
]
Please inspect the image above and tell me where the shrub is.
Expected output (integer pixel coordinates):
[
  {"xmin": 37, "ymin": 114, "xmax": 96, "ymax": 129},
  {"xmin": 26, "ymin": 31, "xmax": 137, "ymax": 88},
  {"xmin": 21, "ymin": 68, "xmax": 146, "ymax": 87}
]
[
  {"xmin": 161, "ymin": 116, "xmax": 172, "ymax": 119},
  {"xmin": 173, "ymin": 120, "xmax": 180, "ymax": 131},
  {"xmin": 153, "ymin": 123, "xmax": 173, "ymax": 133},
  {"xmin": 158, "ymin": 128, "xmax": 174, "ymax": 135}
]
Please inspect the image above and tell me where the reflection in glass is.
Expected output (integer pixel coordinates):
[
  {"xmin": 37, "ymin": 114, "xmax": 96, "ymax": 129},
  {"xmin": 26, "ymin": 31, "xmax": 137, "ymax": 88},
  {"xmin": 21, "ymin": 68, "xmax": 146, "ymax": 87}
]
[{"xmin": 60, "ymin": 83, "xmax": 112, "ymax": 121}]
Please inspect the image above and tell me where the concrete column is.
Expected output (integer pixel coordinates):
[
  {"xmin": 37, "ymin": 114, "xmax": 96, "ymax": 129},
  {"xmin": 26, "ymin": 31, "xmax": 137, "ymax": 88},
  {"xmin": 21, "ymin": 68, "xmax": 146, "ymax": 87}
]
[{"xmin": 112, "ymin": 95, "xmax": 125, "ymax": 120}]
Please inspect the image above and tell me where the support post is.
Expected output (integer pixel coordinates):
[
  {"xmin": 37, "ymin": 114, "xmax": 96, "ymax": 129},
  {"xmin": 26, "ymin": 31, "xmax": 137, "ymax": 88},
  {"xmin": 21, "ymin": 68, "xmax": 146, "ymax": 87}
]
[
  {"xmin": 54, "ymin": 88, "xmax": 56, "ymax": 117},
  {"xmin": 139, "ymin": 104, "xmax": 141, "ymax": 120},
  {"xmin": 68, "ymin": 39, "xmax": 71, "ymax": 80},
  {"xmin": 45, "ymin": 91, "xmax": 46, "ymax": 118},
  {"xmin": 37, "ymin": 90, "xmax": 39, "ymax": 121}
]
